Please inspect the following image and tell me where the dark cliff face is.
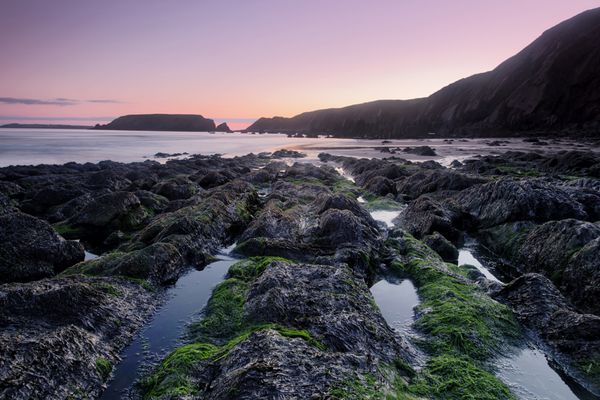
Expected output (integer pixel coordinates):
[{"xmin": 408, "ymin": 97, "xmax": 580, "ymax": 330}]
[
  {"xmin": 95, "ymin": 114, "xmax": 216, "ymax": 132},
  {"xmin": 248, "ymin": 8, "xmax": 600, "ymax": 138}
]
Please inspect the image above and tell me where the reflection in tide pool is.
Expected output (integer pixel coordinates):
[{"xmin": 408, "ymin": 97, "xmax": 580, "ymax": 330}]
[
  {"xmin": 334, "ymin": 166, "xmax": 355, "ymax": 182},
  {"xmin": 84, "ymin": 250, "xmax": 98, "ymax": 261},
  {"xmin": 496, "ymin": 347, "xmax": 586, "ymax": 400},
  {"xmin": 370, "ymin": 278, "xmax": 419, "ymax": 333},
  {"xmin": 458, "ymin": 248, "xmax": 502, "ymax": 283},
  {"xmin": 370, "ymin": 210, "xmax": 402, "ymax": 228}
]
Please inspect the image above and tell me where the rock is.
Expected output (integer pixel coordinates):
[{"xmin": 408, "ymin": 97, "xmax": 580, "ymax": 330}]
[
  {"xmin": 478, "ymin": 221, "xmax": 536, "ymax": 260},
  {"xmin": 316, "ymin": 209, "xmax": 378, "ymax": 249},
  {"xmin": 494, "ymin": 273, "xmax": 600, "ymax": 392},
  {"xmin": 0, "ymin": 193, "xmax": 16, "ymax": 215},
  {"xmin": 133, "ymin": 180, "xmax": 259, "ymax": 265},
  {"xmin": 423, "ymin": 232, "xmax": 459, "ymax": 262},
  {"xmin": 564, "ymin": 237, "xmax": 600, "ymax": 315},
  {"xmin": 143, "ymin": 261, "xmax": 413, "ymax": 399},
  {"xmin": 152, "ymin": 177, "xmax": 198, "ymax": 199},
  {"xmin": 246, "ymin": 262, "xmax": 409, "ymax": 358},
  {"xmin": 396, "ymin": 169, "xmax": 486, "ymax": 200},
  {"xmin": 65, "ymin": 242, "xmax": 185, "ymax": 285},
  {"xmin": 518, "ymin": 219, "xmax": 600, "ymax": 277},
  {"xmin": 419, "ymin": 160, "xmax": 444, "ymax": 169},
  {"xmin": 215, "ymin": 122, "xmax": 232, "ymax": 132},
  {"xmin": 455, "ymin": 178, "xmax": 589, "ymax": 229},
  {"xmin": 72, "ymin": 191, "xmax": 145, "ymax": 228},
  {"xmin": 153, "ymin": 152, "xmax": 187, "ymax": 158},
  {"xmin": 364, "ymin": 175, "xmax": 397, "ymax": 196},
  {"xmin": 271, "ymin": 149, "xmax": 306, "ymax": 158},
  {"xmin": 0, "ymin": 275, "xmax": 157, "ymax": 399},
  {"xmin": 86, "ymin": 169, "xmax": 132, "ymax": 191},
  {"xmin": 0, "ymin": 211, "xmax": 84, "ymax": 283},
  {"xmin": 481, "ymin": 219, "xmax": 600, "ymax": 316},
  {"xmin": 403, "ymin": 146, "xmax": 437, "ymax": 156},
  {"xmin": 196, "ymin": 171, "xmax": 230, "ymax": 189},
  {"xmin": 399, "ymin": 196, "xmax": 462, "ymax": 241}
]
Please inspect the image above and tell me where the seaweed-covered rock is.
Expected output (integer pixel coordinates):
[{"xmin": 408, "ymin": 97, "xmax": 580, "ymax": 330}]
[
  {"xmin": 71, "ymin": 191, "xmax": 147, "ymax": 231},
  {"xmin": 396, "ymin": 169, "xmax": 486, "ymax": 200},
  {"xmin": 423, "ymin": 232, "xmax": 459, "ymax": 262},
  {"xmin": 564, "ymin": 237, "xmax": 600, "ymax": 315},
  {"xmin": 398, "ymin": 196, "xmax": 462, "ymax": 241},
  {"xmin": 133, "ymin": 180, "xmax": 259, "ymax": 265},
  {"xmin": 152, "ymin": 178, "xmax": 198, "ymax": 200},
  {"xmin": 518, "ymin": 219, "xmax": 600, "ymax": 278},
  {"xmin": 141, "ymin": 260, "xmax": 413, "ymax": 399},
  {"xmin": 403, "ymin": 146, "xmax": 437, "ymax": 156},
  {"xmin": 0, "ymin": 211, "xmax": 84, "ymax": 283},
  {"xmin": 246, "ymin": 262, "xmax": 409, "ymax": 358},
  {"xmin": 364, "ymin": 175, "xmax": 397, "ymax": 196},
  {"xmin": 495, "ymin": 273, "xmax": 600, "ymax": 392},
  {"xmin": 65, "ymin": 242, "xmax": 185, "ymax": 285},
  {"xmin": 455, "ymin": 178, "xmax": 589, "ymax": 228}
]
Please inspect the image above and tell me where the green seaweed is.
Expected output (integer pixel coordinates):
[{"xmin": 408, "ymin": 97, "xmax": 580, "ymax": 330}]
[
  {"xmin": 392, "ymin": 237, "xmax": 521, "ymax": 360},
  {"xmin": 141, "ymin": 325, "xmax": 324, "ymax": 399},
  {"xmin": 188, "ymin": 256, "xmax": 291, "ymax": 343},
  {"xmin": 53, "ymin": 222, "xmax": 82, "ymax": 238},
  {"xmin": 408, "ymin": 356, "xmax": 515, "ymax": 399},
  {"xmin": 92, "ymin": 282, "xmax": 123, "ymax": 297},
  {"xmin": 95, "ymin": 357, "xmax": 112, "ymax": 382}
]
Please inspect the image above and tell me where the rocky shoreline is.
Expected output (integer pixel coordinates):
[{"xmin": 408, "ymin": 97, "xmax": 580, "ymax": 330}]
[{"xmin": 1, "ymin": 148, "xmax": 599, "ymax": 399}]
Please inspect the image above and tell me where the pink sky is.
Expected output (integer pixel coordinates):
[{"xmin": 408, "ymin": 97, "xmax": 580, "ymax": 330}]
[{"xmin": 1, "ymin": 0, "xmax": 598, "ymax": 129}]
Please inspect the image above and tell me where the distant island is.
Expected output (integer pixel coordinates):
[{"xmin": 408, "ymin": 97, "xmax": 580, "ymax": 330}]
[
  {"xmin": 93, "ymin": 114, "xmax": 232, "ymax": 132},
  {"xmin": 247, "ymin": 8, "xmax": 600, "ymax": 138},
  {"xmin": 1, "ymin": 123, "xmax": 92, "ymax": 129}
]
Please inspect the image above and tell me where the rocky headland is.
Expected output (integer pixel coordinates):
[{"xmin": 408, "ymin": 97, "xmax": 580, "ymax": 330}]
[
  {"xmin": 93, "ymin": 114, "xmax": 218, "ymax": 132},
  {"xmin": 247, "ymin": 8, "xmax": 600, "ymax": 138}
]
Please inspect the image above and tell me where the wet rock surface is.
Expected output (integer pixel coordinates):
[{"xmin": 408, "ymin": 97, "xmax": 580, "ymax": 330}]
[
  {"xmin": 0, "ymin": 275, "xmax": 157, "ymax": 400},
  {"xmin": 0, "ymin": 211, "xmax": 84, "ymax": 283},
  {"xmin": 1, "ymin": 148, "xmax": 600, "ymax": 398}
]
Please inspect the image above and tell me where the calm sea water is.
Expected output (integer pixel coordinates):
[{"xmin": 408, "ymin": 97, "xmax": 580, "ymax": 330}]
[{"xmin": 0, "ymin": 128, "xmax": 591, "ymax": 167}]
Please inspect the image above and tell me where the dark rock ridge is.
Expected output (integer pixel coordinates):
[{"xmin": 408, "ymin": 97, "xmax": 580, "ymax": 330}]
[
  {"xmin": 93, "ymin": 114, "xmax": 217, "ymax": 132},
  {"xmin": 248, "ymin": 8, "xmax": 600, "ymax": 137}
]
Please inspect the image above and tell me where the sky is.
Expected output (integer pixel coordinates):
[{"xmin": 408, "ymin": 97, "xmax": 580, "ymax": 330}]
[{"xmin": 1, "ymin": 0, "xmax": 598, "ymax": 129}]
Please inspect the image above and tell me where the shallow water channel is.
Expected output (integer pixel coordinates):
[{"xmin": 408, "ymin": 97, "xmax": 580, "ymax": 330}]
[
  {"xmin": 100, "ymin": 249, "xmax": 236, "ymax": 399},
  {"xmin": 457, "ymin": 246, "xmax": 597, "ymax": 399}
]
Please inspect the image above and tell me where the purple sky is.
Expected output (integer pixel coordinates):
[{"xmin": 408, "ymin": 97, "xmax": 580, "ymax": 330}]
[{"xmin": 1, "ymin": 0, "xmax": 598, "ymax": 128}]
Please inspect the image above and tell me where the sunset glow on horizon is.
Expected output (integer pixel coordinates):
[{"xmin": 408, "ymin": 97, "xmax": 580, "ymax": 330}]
[{"xmin": 1, "ymin": 0, "xmax": 598, "ymax": 129}]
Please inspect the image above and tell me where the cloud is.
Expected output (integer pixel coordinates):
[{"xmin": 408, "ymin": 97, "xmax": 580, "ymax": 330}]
[
  {"xmin": 87, "ymin": 99, "xmax": 123, "ymax": 104},
  {"xmin": 0, "ymin": 115, "xmax": 114, "ymax": 122},
  {"xmin": 0, "ymin": 97, "xmax": 123, "ymax": 106},
  {"xmin": 0, "ymin": 97, "xmax": 78, "ymax": 106}
]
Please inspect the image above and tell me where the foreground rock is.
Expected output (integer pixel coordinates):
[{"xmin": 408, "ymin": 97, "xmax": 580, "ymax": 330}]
[
  {"xmin": 0, "ymin": 211, "xmax": 84, "ymax": 283},
  {"xmin": 480, "ymin": 219, "xmax": 600, "ymax": 315},
  {"xmin": 495, "ymin": 273, "xmax": 600, "ymax": 393},
  {"xmin": 0, "ymin": 275, "xmax": 157, "ymax": 399},
  {"xmin": 140, "ymin": 259, "xmax": 414, "ymax": 399}
]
